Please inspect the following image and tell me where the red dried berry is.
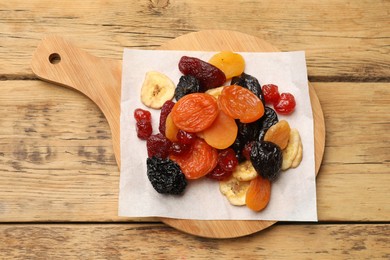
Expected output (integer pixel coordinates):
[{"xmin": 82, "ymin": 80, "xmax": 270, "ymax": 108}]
[
  {"xmin": 136, "ymin": 119, "xmax": 153, "ymax": 140},
  {"xmin": 178, "ymin": 56, "xmax": 226, "ymax": 91},
  {"xmin": 134, "ymin": 108, "xmax": 151, "ymax": 122},
  {"xmin": 217, "ymin": 148, "xmax": 238, "ymax": 172},
  {"xmin": 146, "ymin": 133, "xmax": 172, "ymax": 158},
  {"xmin": 169, "ymin": 142, "xmax": 192, "ymax": 156},
  {"xmin": 159, "ymin": 100, "xmax": 175, "ymax": 135},
  {"xmin": 242, "ymin": 141, "xmax": 254, "ymax": 161},
  {"xmin": 262, "ymin": 84, "xmax": 280, "ymax": 105},
  {"xmin": 206, "ymin": 164, "xmax": 233, "ymax": 181},
  {"xmin": 274, "ymin": 93, "xmax": 296, "ymax": 115},
  {"xmin": 176, "ymin": 130, "xmax": 197, "ymax": 145}
]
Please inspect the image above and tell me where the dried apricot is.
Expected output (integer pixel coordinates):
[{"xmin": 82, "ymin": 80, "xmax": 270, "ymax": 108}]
[
  {"xmin": 171, "ymin": 93, "xmax": 219, "ymax": 133},
  {"xmin": 264, "ymin": 120, "xmax": 291, "ymax": 150},
  {"xmin": 218, "ymin": 85, "xmax": 264, "ymax": 123},
  {"xmin": 202, "ymin": 111, "xmax": 238, "ymax": 149},
  {"xmin": 208, "ymin": 51, "xmax": 245, "ymax": 80},
  {"xmin": 170, "ymin": 138, "xmax": 218, "ymax": 179},
  {"xmin": 165, "ymin": 113, "xmax": 179, "ymax": 142},
  {"xmin": 245, "ymin": 175, "xmax": 271, "ymax": 212}
]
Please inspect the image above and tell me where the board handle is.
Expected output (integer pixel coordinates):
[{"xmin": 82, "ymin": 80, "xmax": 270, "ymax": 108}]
[{"xmin": 31, "ymin": 35, "xmax": 122, "ymax": 167}]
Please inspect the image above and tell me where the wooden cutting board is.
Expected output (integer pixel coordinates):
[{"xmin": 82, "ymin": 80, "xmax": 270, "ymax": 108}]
[{"xmin": 31, "ymin": 30, "xmax": 325, "ymax": 238}]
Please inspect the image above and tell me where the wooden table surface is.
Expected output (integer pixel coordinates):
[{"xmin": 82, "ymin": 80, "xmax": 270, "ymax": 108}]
[{"xmin": 0, "ymin": 0, "xmax": 389, "ymax": 258}]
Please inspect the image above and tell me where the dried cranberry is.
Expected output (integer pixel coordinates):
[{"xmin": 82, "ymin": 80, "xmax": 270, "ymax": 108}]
[
  {"xmin": 169, "ymin": 142, "xmax": 192, "ymax": 156},
  {"xmin": 218, "ymin": 148, "xmax": 238, "ymax": 172},
  {"xmin": 262, "ymin": 84, "xmax": 280, "ymax": 105},
  {"xmin": 134, "ymin": 108, "xmax": 151, "ymax": 122},
  {"xmin": 136, "ymin": 119, "xmax": 153, "ymax": 140},
  {"xmin": 274, "ymin": 93, "xmax": 296, "ymax": 115},
  {"xmin": 159, "ymin": 100, "xmax": 175, "ymax": 135},
  {"xmin": 146, "ymin": 133, "xmax": 172, "ymax": 158},
  {"xmin": 176, "ymin": 130, "xmax": 197, "ymax": 145},
  {"xmin": 206, "ymin": 164, "xmax": 233, "ymax": 181},
  {"xmin": 178, "ymin": 56, "xmax": 226, "ymax": 91}
]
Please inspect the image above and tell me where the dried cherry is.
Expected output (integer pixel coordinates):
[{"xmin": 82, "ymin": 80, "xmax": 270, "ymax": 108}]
[
  {"xmin": 250, "ymin": 141, "xmax": 283, "ymax": 181},
  {"xmin": 178, "ymin": 56, "xmax": 226, "ymax": 91},
  {"xmin": 262, "ymin": 84, "xmax": 280, "ymax": 105},
  {"xmin": 169, "ymin": 142, "xmax": 192, "ymax": 156},
  {"xmin": 217, "ymin": 148, "xmax": 238, "ymax": 172},
  {"xmin": 176, "ymin": 130, "xmax": 197, "ymax": 145},
  {"xmin": 274, "ymin": 93, "xmax": 296, "ymax": 115},
  {"xmin": 206, "ymin": 164, "xmax": 233, "ymax": 181}
]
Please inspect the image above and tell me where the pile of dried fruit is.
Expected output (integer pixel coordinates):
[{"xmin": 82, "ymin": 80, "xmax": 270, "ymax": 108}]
[{"xmin": 134, "ymin": 51, "xmax": 303, "ymax": 212}]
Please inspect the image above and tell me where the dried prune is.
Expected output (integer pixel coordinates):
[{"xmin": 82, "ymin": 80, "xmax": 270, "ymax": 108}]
[
  {"xmin": 146, "ymin": 133, "xmax": 172, "ymax": 158},
  {"xmin": 230, "ymin": 119, "xmax": 261, "ymax": 162},
  {"xmin": 147, "ymin": 157, "xmax": 187, "ymax": 195},
  {"xmin": 178, "ymin": 56, "xmax": 226, "ymax": 91},
  {"xmin": 159, "ymin": 100, "xmax": 175, "ymax": 135},
  {"xmin": 257, "ymin": 106, "xmax": 279, "ymax": 141},
  {"xmin": 250, "ymin": 141, "xmax": 283, "ymax": 182},
  {"xmin": 174, "ymin": 75, "xmax": 200, "ymax": 101},
  {"xmin": 231, "ymin": 73, "xmax": 265, "ymax": 105}
]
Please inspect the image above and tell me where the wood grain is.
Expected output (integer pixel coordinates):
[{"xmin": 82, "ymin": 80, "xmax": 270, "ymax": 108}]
[
  {"xmin": 0, "ymin": 0, "xmax": 389, "ymax": 81},
  {"xmin": 0, "ymin": 81, "xmax": 388, "ymax": 223},
  {"xmin": 0, "ymin": 223, "xmax": 388, "ymax": 259},
  {"xmin": 28, "ymin": 31, "xmax": 325, "ymax": 238}
]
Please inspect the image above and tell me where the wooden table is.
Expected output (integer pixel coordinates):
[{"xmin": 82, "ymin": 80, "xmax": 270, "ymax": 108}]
[{"xmin": 0, "ymin": 1, "xmax": 389, "ymax": 258}]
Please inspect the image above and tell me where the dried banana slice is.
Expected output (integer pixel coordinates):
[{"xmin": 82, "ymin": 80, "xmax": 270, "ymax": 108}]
[
  {"xmin": 219, "ymin": 176, "xmax": 250, "ymax": 206},
  {"xmin": 205, "ymin": 86, "xmax": 224, "ymax": 99},
  {"xmin": 282, "ymin": 128, "xmax": 301, "ymax": 170},
  {"xmin": 291, "ymin": 140, "xmax": 303, "ymax": 168},
  {"xmin": 232, "ymin": 160, "xmax": 258, "ymax": 181},
  {"xmin": 140, "ymin": 71, "xmax": 175, "ymax": 109}
]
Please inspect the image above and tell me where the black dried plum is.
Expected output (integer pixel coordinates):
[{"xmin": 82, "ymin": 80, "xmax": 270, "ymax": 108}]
[
  {"xmin": 174, "ymin": 75, "xmax": 200, "ymax": 101},
  {"xmin": 230, "ymin": 119, "xmax": 261, "ymax": 162},
  {"xmin": 147, "ymin": 157, "xmax": 187, "ymax": 195},
  {"xmin": 231, "ymin": 73, "xmax": 265, "ymax": 105},
  {"xmin": 257, "ymin": 106, "xmax": 279, "ymax": 140},
  {"xmin": 250, "ymin": 141, "xmax": 282, "ymax": 181}
]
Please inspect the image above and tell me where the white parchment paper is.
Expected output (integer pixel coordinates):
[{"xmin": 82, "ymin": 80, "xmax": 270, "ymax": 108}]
[{"xmin": 118, "ymin": 50, "xmax": 317, "ymax": 221}]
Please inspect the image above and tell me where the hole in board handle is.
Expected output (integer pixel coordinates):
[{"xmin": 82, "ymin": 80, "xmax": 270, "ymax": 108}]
[{"xmin": 49, "ymin": 53, "xmax": 61, "ymax": 64}]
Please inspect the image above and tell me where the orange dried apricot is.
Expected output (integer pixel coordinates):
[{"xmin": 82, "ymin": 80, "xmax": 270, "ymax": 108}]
[
  {"xmin": 218, "ymin": 85, "xmax": 264, "ymax": 123},
  {"xmin": 202, "ymin": 111, "xmax": 238, "ymax": 149},
  {"xmin": 171, "ymin": 93, "xmax": 219, "ymax": 133},
  {"xmin": 264, "ymin": 120, "xmax": 291, "ymax": 150},
  {"xmin": 245, "ymin": 175, "xmax": 271, "ymax": 212},
  {"xmin": 170, "ymin": 138, "xmax": 218, "ymax": 180},
  {"xmin": 208, "ymin": 51, "xmax": 245, "ymax": 80},
  {"xmin": 165, "ymin": 112, "xmax": 179, "ymax": 142}
]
